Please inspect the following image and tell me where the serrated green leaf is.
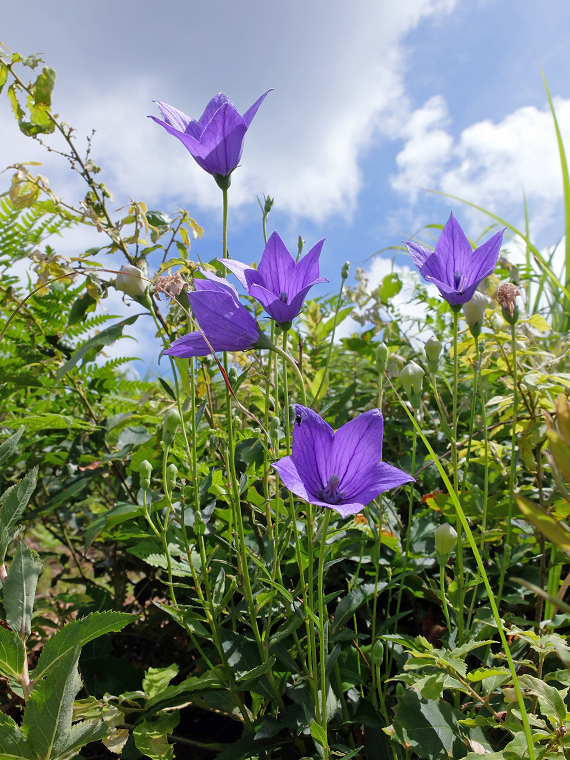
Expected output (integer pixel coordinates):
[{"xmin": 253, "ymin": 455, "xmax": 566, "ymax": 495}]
[
  {"xmin": 235, "ymin": 657, "xmax": 276, "ymax": 685},
  {"xmin": 144, "ymin": 669, "xmax": 225, "ymax": 711},
  {"xmin": 22, "ymin": 644, "xmax": 81, "ymax": 760},
  {"xmin": 54, "ymin": 719, "xmax": 108, "ymax": 759},
  {"xmin": 310, "ymin": 720, "xmax": 328, "ymax": 748},
  {"xmin": 15, "ymin": 415, "xmax": 92, "ymax": 433},
  {"xmin": 142, "ymin": 664, "xmax": 178, "ymax": 699},
  {"xmin": 0, "ymin": 468, "xmax": 38, "ymax": 564},
  {"xmin": 133, "ymin": 711, "xmax": 180, "ymax": 760},
  {"xmin": 4, "ymin": 541, "xmax": 42, "ymax": 638},
  {"xmin": 518, "ymin": 674, "xmax": 567, "ymax": 724},
  {"xmin": 0, "ymin": 625, "xmax": 25, "ymax": 680},
  {"xmin": 32, "ymin": 611, "xmax": 135, "ymax": 682},
  {"xmin": 0, "ymin": 427, "xmax": 24, "ymax": 467},
  {"xmin": 0, "ymin": 712, "xmax": 35, "ymax": 760}
]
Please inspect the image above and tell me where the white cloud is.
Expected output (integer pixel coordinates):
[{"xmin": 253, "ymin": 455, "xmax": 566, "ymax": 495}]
[
  {"xmin": 1, "ymin": 0, "xmax": 457, "ymax": 225},
  {"xmin": 391, "ymin": 94, "xmax": 570, "ymax": 242}
]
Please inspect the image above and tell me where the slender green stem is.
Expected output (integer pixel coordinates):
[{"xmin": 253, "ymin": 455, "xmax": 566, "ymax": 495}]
[
  {"xmin": 270, "ymin": 342, "xmax": 307, "ymax": 406},
  {"xmin": 393, "ymin": 384, "xmax": 536, "ymax": 760},
  {"xmin": 439, "ymin": 565, "xmax": 453, "ymax": 634},
  {"xmin": 317, "ymin": 509, "xmax": 331, "ymax": 757},
  {"xmin": 222, "ymin": 186, "xmax": 229, "ymax": 259},
  {"xmin": 393, "ymin": 411, "xmax": 417, "ymax": 629},
  {"xmin": 306, "ymin": 501, "xmax": 320, "ymax": 721},
  {"xmin": 461, "ymin": 334, "xmax": 480, "ymax": 488},
  {"xmin": 313, "ymin": 275, "xmax": 347, "ymax": 402},
  {"xmin": 451, "ymin": 309, "xmax": 465, "ymax": 644}
]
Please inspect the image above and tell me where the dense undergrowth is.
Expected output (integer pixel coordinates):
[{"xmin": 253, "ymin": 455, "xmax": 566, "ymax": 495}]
[{"xmin": 1, "ymin": 42, "xmax": 570, "ymax": 760}]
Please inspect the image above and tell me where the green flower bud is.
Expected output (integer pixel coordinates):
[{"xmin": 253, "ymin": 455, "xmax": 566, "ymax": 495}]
[
  {"xmin": 166, "ymin": 463, "xmax": 178, "ymax": 490},
  {"xmin": 375, "ymin": 342, "xmax": 388, "ymax": 373},
  {"xmin": 424, "ymin": 336, "xmax": 443, "ymax": 374},
  {"xmin": 371, "ymin": 639, "xmax": 384, "ymax": 666},
  {"xmin": 139, "ymin": 459, "xmax": 152, "ymax": 491},
  {"xmin": 463, "ymin": 292, "xmax": 489, "ymax": 338},
  {"xmin": 163, "ymin": 408, "xmax": 181, "ymax": 447},
  {"xmin": 434, "ymin": 522, "xmax": 457, "ymax": 565},
  {"xmin": 398, "ymin": 361, "xmax": 424, "ymax": 409},
  {"xmin": 341, "ymin": 261, "xmax": 350, "ymax": 280},
  {"xmin": 231, "ymin": 408, "xmax": 242, "ymax": 430},
  {"xmin": 115, "ymin": 265, "xmax": 147, "ymax": 300},
  {"xmin": 269, "ymin": 416, "xmax": 281, "ymax": 437},
  {"xmin": 228, "ymin": 366, "xmax": 239, "ymax": 386}
]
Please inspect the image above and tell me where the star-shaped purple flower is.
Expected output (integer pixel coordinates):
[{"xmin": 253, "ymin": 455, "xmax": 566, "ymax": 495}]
[
  {"xmin": 403, "ymin": 212, "xmax": 504, "ymax": 306},
  {"xmin": 272, "ymin": 406, "xmax": 413, "ymax": 518},
  {"xmin": 164, "ymin": 272, "xmax": 260, "ymax": 358},
  {"xmin": 220, "ymin": 232, "xmax": 329, "ymax": 324},
  {"xmin": 149, "ymin": 91, "xmax": 272, "ymax": 178}
]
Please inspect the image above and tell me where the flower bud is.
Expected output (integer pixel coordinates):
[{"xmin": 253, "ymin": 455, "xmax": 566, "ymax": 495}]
[
  {"xmin": 139, "ymin": 459, "xmax": 152, "ymax": 491},
  {"xmin": 371, "ymin": 639, "xmax": 384, "ymax": 666},
  {"xmin": 269, "ymin": 416, "xmax": 280, "ymax": 436},
  {"xmin": 434, "ymin": 522, "xmax": 457, "ymax": 565},
  {"xmin": 375, "ymin": 342, "xmax": 388, "ymax": 373},
  {"xmin": 228, "ymin": 366, "xmax": 239, "ymax": 386},
  {"xmin": 399, "ymin": 361, "xmax": 424, "ymax": 409},
  {"xmin": 463, "ymin": 291, "xmax": 489, "ymax": 338},
  {"xmin": 424, "ymin": 336, "xmax": 443, "ymax": 374},
  {"xmin": 115, "ymin": 265, "xmax": 147, "ymax": 300},
  {"xmin": 163, "ymin": 409, "xmax": 181, "ymax": 447},
  {"xmin": 341, "ymin": 261, "xmax": 350, "ymax": 280},
  {"xmin": 166, "ymin": 463, "xmax": 178, "ymax": 490}
]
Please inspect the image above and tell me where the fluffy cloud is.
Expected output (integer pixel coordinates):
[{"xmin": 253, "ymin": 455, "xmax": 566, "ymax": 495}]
[
  {"xmin": 391, "ymin": 94, "xmax": 570, "ymax": 238},
  {"xmin": 1, "ymin": 0, "xmax": 457, "ymax": 225}
]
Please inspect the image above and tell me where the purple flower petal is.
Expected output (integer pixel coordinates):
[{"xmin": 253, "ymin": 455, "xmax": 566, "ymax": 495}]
[
  {"xmin": 290, "ymin": 239, "xmax": 328, "ymax": 292},
  {"xmin": 194, "ymin": 269, "xmax": 240, "ymax": 300},
  {"xmin": 257, "ymin": 232, "xmax": 297, "ymax": 297},
  {"xmin": 197, "ymin": 93, "xmax": 235, "ymax": 131},
  {"xmin": 164, "ymin": 331, "xmax": 211, "ymax": 357},
  {"xmin": 433, "ymin": 212, "xmax": 474, "ymax": 288},
  {"xmin": 242, "ymin": 90, "xmax": 273, "ymax": 128},
  {"xmin": 328, "ymin": 409, "xmax": 384, "ymax": 492},
  {"xmin": 465, "ymin": 228, "xmax": 504, "ymax": 282},
  {"xmin": 219, "ymin": 259, "xmax": 264, "ymax": 292},
  {"xmin": 153, "ymin": 101, "xmax": 198, "ymax": 136},
  {"xmin": 188, "ymin": 290, "xmax": 259, "ymax": 350}
]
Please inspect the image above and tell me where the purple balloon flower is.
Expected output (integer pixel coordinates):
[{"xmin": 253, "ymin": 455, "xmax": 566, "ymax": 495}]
[
  {"xmin": 149, "ymin": 91, "xmax": 272, "ymax": 179},
  {"xmin": 220, "ymin": 232, "xmax": 329, "ymax": 324},
  {"xmin": 164, "ymin": 273, "xmax": 261, "ymax": 358},
  {"xmin": 403, "ymin": 212, "xmax": 504, "ymax": 306},
  {"xmin": 272, "ymin": 406, "xmax": 413, "ymax": 518}
]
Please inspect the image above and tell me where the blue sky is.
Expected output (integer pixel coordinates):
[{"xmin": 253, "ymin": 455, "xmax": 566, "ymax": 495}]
[{"xmin": 2, "ymin": 0, "xmax": 570, "ymax": 368}]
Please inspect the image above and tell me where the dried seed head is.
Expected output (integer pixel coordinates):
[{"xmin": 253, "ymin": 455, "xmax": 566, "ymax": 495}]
[
  {"xmin": 154, "ymin": 272, "xmax": 188, "ymax": 299},
  {"xmin": 496, "ymin": 282, "xmax": 520, "ymax": 318}
]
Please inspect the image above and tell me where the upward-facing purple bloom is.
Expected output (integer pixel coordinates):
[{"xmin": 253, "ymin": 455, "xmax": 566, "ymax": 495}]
[
  {"xmin": 164, "ymin": 273, "xmax": 260, "ymax": 358},
  {"xmin": 273, "ymin": 406, "xmax": 413, "ymax": 518},
  {"xmin": 403, "ymin": 213, "xmax": 504, "ymax": 306},
  {"xmin": 220, "ymin": 232, "xmax": 329, "ymax": 324},
  {"xmin": 149, "ymin": 91, "xmax": 271, "ymax": 178}
]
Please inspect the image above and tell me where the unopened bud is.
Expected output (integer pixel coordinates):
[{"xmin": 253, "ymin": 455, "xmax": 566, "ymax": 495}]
[
  {"xmin": 139, "ymin": 460, "xmax": 152, "ymax": 491},
  {"xmin": 231, "ymin": 408, "xmax": 242, "ymax": 430},
  {"xmin": 228, "ymin": 366, "xmax": 239, "ymax": 386},
  {"xmin": 463, "ymin": 292, "xmax": 489, "ymax": 338},
  {"xmin": 371, "ymin": 639, "xmax": 384, "ymax": 666},
  {"xmin": 434, "ymin": 522, "xmax": 457, "ymax": 565},
  {"xmin": 375, "ymin": 342, "xmax": 388, "ymax": 373},
  {"xmin": 269, "ymin": 416, "xmax": 280, "ymax": 436},
  {"xmin": 341, "ymin": 261, "xmax": 350, "ymax": 280},
  {"xmin": 163, "ymin": 409, "xmax": 181, "ymax": 447},
  {"xmin": 399, "ymin": 361, "xmax": 424, "ymax": 409},
  {"xmin": 166, "ymin": 463, "xmax": 178, "ymax": 489},
  {"xmin": 424, "ymin": 336, "xmax": 443, "ymax": 374},
  {"xmin": 115, "ymin": 265, "xmax": 147, "ymax": 300}
]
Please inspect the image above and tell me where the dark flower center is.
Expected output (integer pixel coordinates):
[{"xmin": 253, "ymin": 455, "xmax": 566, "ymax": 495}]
[
  {"xmin": 321, "ymin": 474, "xmax": 343, "ymax": 504},
  {"xmin": 279, "ymin": 291, "xmax": 288, "ymax": 303},
  {"xmin": 454, "ymin": 271, "xmax": 466, "ymax": 294}
]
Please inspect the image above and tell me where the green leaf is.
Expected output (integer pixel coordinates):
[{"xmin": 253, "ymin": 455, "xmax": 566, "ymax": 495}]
[
  {"xmin": 67, "ymin": 293, "xmax": 97, "ymax": 326},
  {"xmin": 54, "ymin": 719, "xmax": 108, "ymax": 759},
  {"xmin": 4, "ymin": 541, "xmax": 42, "ymax": 638},
  {"xmin": 0, "ymin": 468, "xmax": 38, "ymax": 564},
  {"xmin": 22, "ymin": 644, "xmax": 82, "ymax": 760},
  {"xmin": 144, "ymin": 669, "xmax": 224, "ymax": 712},
  {"xmin": 332, "ymin": 584, "xmax": 378, "ymax": 633},
  {"xmin": 516, "ymin": 494, "xmax": 570, "ymax": 555},
  {"xmin": 310, "ymin": 720, "xmax": 328, "ymax": 748},
  {"xmin": 55, "ymin": 314, "xmax": 140, "ymax": 380},
  {"xmin": 235, "ymin": 657, "xmax": 276, "ymax": 686},
  {"xmin": 158, "ymin": 377, "xmax": 176, "ymax": 401},
  {"xmin": 84, "ymin": 502, "xmax": 140, "ymax": 550},
  {"xmin": 133, "ymin": 711, "xmax": 180, "ymax": 760},
  {"xmin": 32, "ymin": 611, "xmax": 135, "ymax": 683},
  {"xmin": 0, "ymin": 427, "xmax": 24, "ymax": 467},
  {"xmin": 0, "ymin": 625, "xmax": 25, "ymax": 679},
  {"xmin": 15, "ymin": 414, "xmax": 93, "ymax": 433},
  {"xmin": 0, "ymin": 712, "xmax": 35, "ymax": 760},
  {"xmin": 142, "ymin": 664, "xmax": 179, "ymax": 699},
  {"xmin": 378, "ymin": 272, "xmax": 402, "ymax": 305},
  {"xmin": 0, "ymin": 62, "xmax": 9, "ymax": 95},
  {"xmin": 518, "ymin": 674, "xmax": 567, "ymax": 724}
]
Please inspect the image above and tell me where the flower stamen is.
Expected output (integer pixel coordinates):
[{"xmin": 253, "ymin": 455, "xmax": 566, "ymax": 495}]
[
  {"xmin": 279, "ymin": 291, "xmax": 288, "ymax": 303},
  {"xmin": 322, "ymin": 473, "xmax": 343, "ymax": 504}
]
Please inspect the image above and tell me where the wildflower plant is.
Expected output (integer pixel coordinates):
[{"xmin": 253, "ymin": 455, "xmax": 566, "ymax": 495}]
[{"xmin": 2, "ymin": 41, "xmax": 570, "ymax": 760}]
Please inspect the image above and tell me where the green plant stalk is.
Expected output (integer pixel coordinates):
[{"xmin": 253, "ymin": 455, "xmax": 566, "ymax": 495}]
[
  {"xmin": 306, "ymin": 501, "xmax": 321, "ymax": 722},
  {"xmin": 317, "ymin": 508, "xmax": 331, "ymax": 757},
  {"xmin": 461, "ymin": 334, "xmax": 480, "ymax": 487},
  {"xmin": 393, "ymin": 412, "xmax": 417, "ymax": 632},
  {"xmin": 370, "ymin": 497, "xmax": 384, "ymax": 708},
  {"xmin": 439, "ymin": 564, "xmax": 453, "ymax": 634},
  {"xmin": 497, "ymin": 322, "xmax": 519, "ymax": 607},
  {"xmin": 270, "ymin": 341, "xmax": 307, "ymax": 406},
  {"xmin": 451, "ymin": 308, "xmax": 465, "ymax": 644},
  {"xmin": 393, "ymin": 384, "xmax": 536, "ymax": 760},
  {"xmin": 545, "ymin": 547, "xmax": 562, "ymax": 620},
  {"xmin": 313, "ymin": 274, "xmax": 347, "ymax": 402},
  {"xmin": 160, "ymin": 444, "xmax": 177, "ymax": 607}
]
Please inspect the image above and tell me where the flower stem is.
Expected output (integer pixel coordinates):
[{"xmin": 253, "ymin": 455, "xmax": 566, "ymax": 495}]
[
  {"xmin": 451, "ymin": 308, "xmax": 465, "ymax": 644},
  {"xmin": 306, "ymin": 501, "xmax": 320, "ymax": 721},
  {"xmin": 439, "ymin": 564, "xmax": 453, "ymax": 634},
  {"xmin": 393, "ymin": 411, "xmax": 417, "ymax": 631},
  {"xmin": 222, "ymin": 186, "xmax": 229, "ymax": 259},
  {"xmin": 497, "ymin": 322, "xmax": 519, "ymax": 607},
  {"xmin": 318, "ymin": 508, "xmax": 332, "ymax": 757},
  {"xmin": 270, "ymin": 341, "xmax": 307, "ymax": 406},
  {"xmin": 313, "ymin": 273, "xmax": 347, "ymax": 403}
]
